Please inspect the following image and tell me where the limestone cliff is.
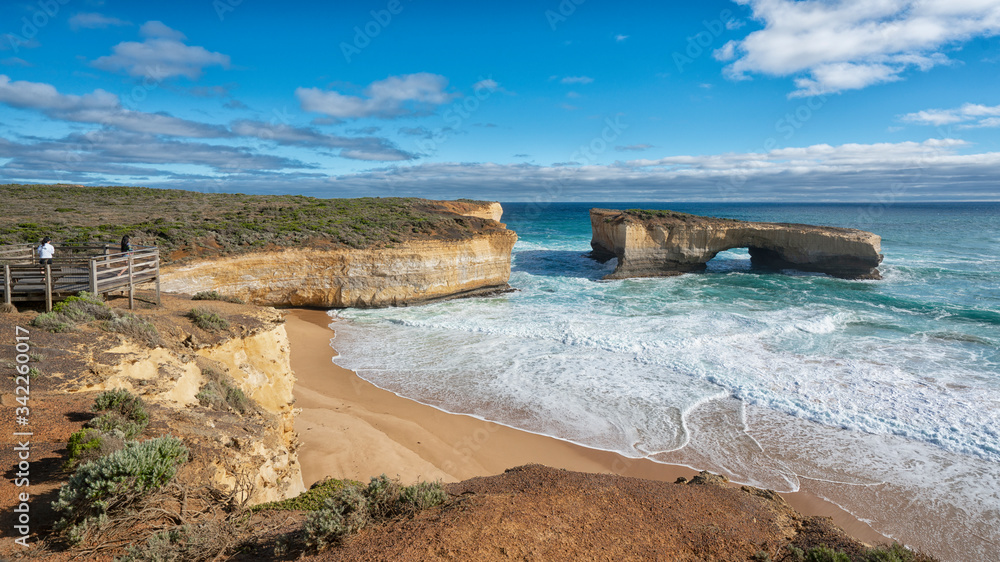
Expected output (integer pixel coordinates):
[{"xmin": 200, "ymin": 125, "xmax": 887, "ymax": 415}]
[
  {"xmin": 70, "ymin": 304, "xmax": 305, "ymax": 505},
  {"xmin": 590, "ymin": 208, "xmax": 883, "ymax": 280},
  {"xmin": 160, "ymin": 203, "xmax": 516, "ymax": 308}
]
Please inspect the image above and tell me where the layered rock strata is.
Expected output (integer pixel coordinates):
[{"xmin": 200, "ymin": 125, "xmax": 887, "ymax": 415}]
[
  {"xmin": 161, "ymin": 204, "xmax": 517, "ymax": 308},
  {"xmin": 590, "ymin": 208, "xmax": 883, "ymax": 280}
]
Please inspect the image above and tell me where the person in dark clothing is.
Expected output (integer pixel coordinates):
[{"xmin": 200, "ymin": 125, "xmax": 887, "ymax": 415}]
[{"xmin": 121, "ymin": 235, "xmax": 132, "ymax": 254}]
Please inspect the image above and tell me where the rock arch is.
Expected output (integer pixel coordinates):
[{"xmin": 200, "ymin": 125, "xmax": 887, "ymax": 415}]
[{"xmin": 589, "ymin": 209, "xmax": 883, "ymax": 280}]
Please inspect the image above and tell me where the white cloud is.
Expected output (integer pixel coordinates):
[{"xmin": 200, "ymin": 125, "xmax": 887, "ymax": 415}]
[
  {"xmin": 901, "ymin": 102, "xmax": 1000, "ymax": 127},
  {"xmin": 722, "ymin": 0, "xmax": 1000, "ymax": 97},
  {"xmin": 296, "ymin": 73, "xmax": 456, "ymax": 119},
  {"xmin": 92, "ymin": 21, "xmax": 230, "ymax": 80},
  {"xmin": 1, "ymin": 57, "xmax": 31, "ymax": 67},
  {"xmin": 320, "ymin": 138, "xmax": 1000, "ymax": 202},
  {"xmin": 231, "ymin": 120, "xmax": 416, "ymax": 161},
  {"xmin": 69, "ymin": 12, "xmax": 131, "ymax": 30},
  {"xmin": 0, "ymin": 75, "xmax": 229, "ymax": 137},
  {"xmin": 560, "ymin": 76, "xmax": 594, "ymax": 84},
  {"xmin": 615, "ymin": 34, "xmax": 629, "ymax": 41}
]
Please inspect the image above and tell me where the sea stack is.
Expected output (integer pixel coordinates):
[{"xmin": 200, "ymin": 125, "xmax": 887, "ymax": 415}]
[{"xmin": 589, "ymin": 208, "xmax": 883, "ymax": 280}]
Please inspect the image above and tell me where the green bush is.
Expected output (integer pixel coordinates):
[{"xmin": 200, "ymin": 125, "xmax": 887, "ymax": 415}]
[
  {"xmin": 804, "ymin": 546, "xmax": 851, "ymax": 562},
  {"xmin": 252, "ymin": 477, "xmax": 357, "ymax": 512},
  {"xmin": 192, "ymin": 290, "xmax": 244, "ymax": 304},
  {"xmin": 87, "ymin": 389, "xmax": 149, "ymax": 439},
  {"xmin": 104, "ymin": 313, "xmax": 163, "ymax": 348},
  {"xmin": 186, "ymin": 308, "xmax": 229, "ymax": 332},
  {"xmin": 304, "ymin": 485, "xmax": 370, "ymax": 550},
  {"xmin": 52, "ymin": 436, "xmax": 189, "ymax": 544},
  {"xmin": 31, "ymin": 311, "xmax": 72, "ymax": 332},
  {"xmin": 54, "ymin": 292, "xmax": 114, "ymax": 323},
  {"xmin": 195, "ymin": 367, "xmax": 254, "ymax": 415},
  {"xmin": 298, "ymin": 475, "xmax": 447, "ymax": 552},
  {"xmin": 399, "ymin": 480, "xmax": 449, "ymax": 512},
  {"xmin": 865, "ymin": 543, "xmax": 920, "ymax": 562},
  {"xmin": 115, "ymin": 523, "xmax": 230, "ymax": 562}
]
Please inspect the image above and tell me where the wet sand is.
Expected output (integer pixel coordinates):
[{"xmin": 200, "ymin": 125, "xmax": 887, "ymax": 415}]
[{"xmin": 285, "ymin": 307, "xmax": 887, "ymax": 546}]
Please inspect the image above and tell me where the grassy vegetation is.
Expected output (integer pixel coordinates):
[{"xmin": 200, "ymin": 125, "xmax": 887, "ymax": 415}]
[
  {"xmin": 195, "ymin": 367, "xmax": 254, "ymax": 415},
  {"xmin": 186, "ymin": 308, "xmax": 229, "ymax": 332},
  {"xmin": 86, "ymin": 389, "xmax": 150, "ymax": 440},
  {"xmin": 191, "ymin": 290, "xmax": 244, "ymax": 304},
  {"xmin": 52, "ymin": 436, "xmax": 188, "ymax": 545},
  {"xmin": 251, "ymin": 477, "xmax": 360, "ymax": 513},
  {"xmin": 1, "ymin": 184, "xmax": 495, "ymax": 262},
  {"xmin": 622, "ymin": 209, "xmax": 741, "ymax": 222},
  {"xmin": 283, "ymin": 474, "xmax": 448, "ymax": 553}
]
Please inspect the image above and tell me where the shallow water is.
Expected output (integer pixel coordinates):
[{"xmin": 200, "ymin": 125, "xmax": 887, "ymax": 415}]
[{"xmin": 330, "ymin": 202, "xmax": 1000, "ymax": 561}]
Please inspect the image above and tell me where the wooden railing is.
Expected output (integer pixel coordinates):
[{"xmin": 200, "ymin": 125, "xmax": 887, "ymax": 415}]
[{"xmin": 0, "ymin": 244, "xmax": 160, "ymax": 311}]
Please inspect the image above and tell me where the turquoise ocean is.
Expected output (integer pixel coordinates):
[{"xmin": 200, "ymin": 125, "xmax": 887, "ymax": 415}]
[{"xmin": 328, "ymin": 203, "xmax": 1000, "ymax": 561}]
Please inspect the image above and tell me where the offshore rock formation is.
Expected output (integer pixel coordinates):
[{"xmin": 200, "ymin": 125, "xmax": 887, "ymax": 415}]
[
  {"xmin": 590, "ymin": 209, "xmax": 883, "ymax": 280},
  {"xmin": 160, "ymin": 203, "xmax": 517, "ymax": 308}
]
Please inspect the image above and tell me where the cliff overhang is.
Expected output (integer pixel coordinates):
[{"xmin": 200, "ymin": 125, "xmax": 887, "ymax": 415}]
[{"xmin": 590, "ymin": 209, "xmax": 883, "ymax": 280}]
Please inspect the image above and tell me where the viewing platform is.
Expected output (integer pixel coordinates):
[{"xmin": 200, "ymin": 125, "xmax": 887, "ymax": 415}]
[{"xmin": 0, "ymin": 243, "xmax": 161, "ymax": 311}]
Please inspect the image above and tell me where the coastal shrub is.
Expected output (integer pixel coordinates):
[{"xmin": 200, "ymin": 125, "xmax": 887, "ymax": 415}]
[
  {"xmin": 864, "ymin": 543, "xmax": 922, "ymax": 562},
  {"xmin": 295, "ymin": 475, "xmax": 447, "ymax": 552},
  {"xmin": 251, "ymin": 477, "xmax": 357, "ymax": 512},
  {"xmin": 87, "ymin": 389, "xmax": 149, "ymax": 439},
  {"xmin": 64, "ymin": 428, "xmax": 125, "ymax": 469},
  {"xmin": 186, "ymin": 308, "xmax": 229, "ymax": 332},
  {"xmin": 364, "ymin": 474, "xmax": 404, "ymax": 519},
  {"xmin": 31, "ymin": 311, "xmax": 72, "ymax": 332},
  {"xmin": 51, "ymin": 436, "xmax": 189, "ymax": 544},
  {"xmin": 196, "ymin": 367, "xmax": 254, "ymax": 415},
  {"xmin": 803, "ymin": 546, "xmax": 851, "ymax": 562},
  {"xmin": 399, "ymin": 480, "xmax": 449, "ymax": 512},
  {"xmin": 192, "ymin": 290, "xmax": 245, "ymax": 304},
  {"xmin": 54, "ymin": 292, "xmax": 114, "ymax": 323},
  {"xmin": 104, "ymin": 312, "xmax": 164, "ymax": 348},
  {"xmin": 303, "ymin": 485, "xmax": 370, "ymax": 550},
  {"xmin": 116, "ymin": 523, "xmax": 232, "ymax": 562}
]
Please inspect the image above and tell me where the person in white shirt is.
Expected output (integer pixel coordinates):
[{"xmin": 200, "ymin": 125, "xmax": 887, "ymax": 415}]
[{"xmin": 38, "ymin": 237, "xmax": 54, "ymax": 265}]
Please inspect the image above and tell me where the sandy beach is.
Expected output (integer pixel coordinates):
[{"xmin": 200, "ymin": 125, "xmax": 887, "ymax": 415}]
[{"xmin": 285, "ymin": 308, "xmax": 887, "ymax": 546}]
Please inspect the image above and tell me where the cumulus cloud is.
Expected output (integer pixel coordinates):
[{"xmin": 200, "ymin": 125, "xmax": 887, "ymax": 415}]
[
  {"xmin": 92, "ymin": 21, "xmax": 230, "ymax": 79},
  {"xmin": 296, "ymin": 73, "xmax": 457, "ymax": 119},
  {"xmin": 0, "ymin": 75, "xmax": 230, "ymax": 137},
  {"xmin": 69, "ymin": 12, "xmax": 131, "ymax": 30},
  {"xmin": 902, "ymin": 102, "xmax": 1000, "ymax": 128},
  {"xmin": 721, "ymin": 0, "xmax": 1000, "ymax": 97}
]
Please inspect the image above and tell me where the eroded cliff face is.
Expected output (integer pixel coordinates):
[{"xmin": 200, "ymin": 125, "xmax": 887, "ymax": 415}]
[
  {"xmin": 73, "ymin": 313, "xmax": 305, "ymax": 505},
  {"xmin": 160, "ymin": 203, "xmax": 517, "ymax": 308},
  {"xmin": 161, "ymin": 231, "xmax": 516, "ymax": 307},
  {"xmin": 591, "ymin": 209, "xmax": 883, "ymax": 280}
]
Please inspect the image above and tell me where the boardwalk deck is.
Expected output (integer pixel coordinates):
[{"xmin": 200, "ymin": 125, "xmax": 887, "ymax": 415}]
[{"xmin": 0, "ymin": 244, "xmax": 160, "ymax": 311}]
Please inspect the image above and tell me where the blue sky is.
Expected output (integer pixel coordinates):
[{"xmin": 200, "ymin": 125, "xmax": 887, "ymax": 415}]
[{"xmin": 1, "ymin": 0, "xmax": 999, "ymax": 201}]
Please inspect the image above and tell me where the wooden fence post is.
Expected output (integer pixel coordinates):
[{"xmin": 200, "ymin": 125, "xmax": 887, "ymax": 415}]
[
  {"xmin": 44, "ymin": 264, "xmax": 52, "ymax": 312},
  {"xmin": 128, "ymin": 254, "xmax": 135, "ymax": 310},
  {"xmin": 3, "ymin": 264, "xmax": 10, "ymax": 305},
  {"xmin": 89, "ymin": 259, "xmax": 99, "ymax": 300},
  {"xmin": 154, "ymin": 252, "xmax": 161, "ymax": 306}
]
